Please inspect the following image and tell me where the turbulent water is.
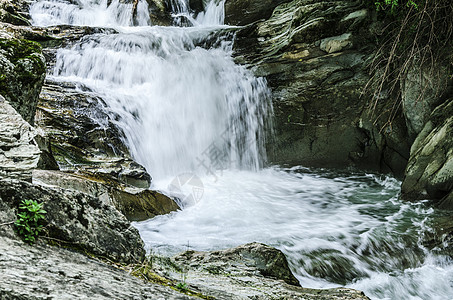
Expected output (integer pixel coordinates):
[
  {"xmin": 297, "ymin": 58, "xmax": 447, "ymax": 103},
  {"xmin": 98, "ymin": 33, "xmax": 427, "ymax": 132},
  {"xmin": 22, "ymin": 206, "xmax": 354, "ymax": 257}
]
[{"xmin": 30, "ymin": 1, "xmax": 453, "ymax": 299}]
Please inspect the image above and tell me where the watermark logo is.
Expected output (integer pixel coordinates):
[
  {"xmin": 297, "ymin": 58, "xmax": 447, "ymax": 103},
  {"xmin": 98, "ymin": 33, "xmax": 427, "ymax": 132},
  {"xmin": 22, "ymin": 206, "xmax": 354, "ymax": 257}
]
[{"xmin": 168, "ymin": 173, "xmax": 204, "ymax": 208}]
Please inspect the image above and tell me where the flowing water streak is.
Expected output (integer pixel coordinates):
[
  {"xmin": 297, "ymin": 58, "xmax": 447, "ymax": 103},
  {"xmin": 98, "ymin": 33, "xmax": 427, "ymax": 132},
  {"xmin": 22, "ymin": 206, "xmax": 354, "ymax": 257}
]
[
  {"xmin": 29, "ymin": 1, "xmax": 453, "ymax": 299},
  {"xmin": 30, "ymin": 0, "xmax": 151, "ymax": 26}
]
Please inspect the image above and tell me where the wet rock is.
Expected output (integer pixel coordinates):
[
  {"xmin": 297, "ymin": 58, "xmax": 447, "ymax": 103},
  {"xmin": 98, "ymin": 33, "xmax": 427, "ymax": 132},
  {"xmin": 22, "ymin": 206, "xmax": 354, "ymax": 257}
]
[
  {"xmin": 152, "ymin": 242, "xmax": 370, "ymax": 299},
  {"xmin": 175, "ymin": 242, "xmax": 299, "ymax": 286},
  {"xmin": 402, "ymin": 97, "xmax": 453, "ymax": 205},
  {"xmin": 224, "ymin": 0, "xmax": 291, "ymax": 26},
  {"xmin": 0, "ymin": 95, "xmax": 40, "ymax": 181},
  {"xmin": 144, "ymin": 0, "xmax": 171, "ymax": 26},
  {"xmin": 33, "ymin": 169, "xmax": 179, "ymax": 222},
  {"xmin": 0, "ymin": 0, "xmax": 31, "ymax": 25},
  {"xmin": 0, "ymin": 236, "xmax": 194, "ymax": 299},
  {"xmin": 35, "ymin": 81, "xmax": 152, "ymax": 189},
  {"xmin": 0, "ymin": 177, "xmax": 145, "ymax": 263},
  {"xmin": 0, "ymin": 36, "xmax": 46, "ymax": 124}
]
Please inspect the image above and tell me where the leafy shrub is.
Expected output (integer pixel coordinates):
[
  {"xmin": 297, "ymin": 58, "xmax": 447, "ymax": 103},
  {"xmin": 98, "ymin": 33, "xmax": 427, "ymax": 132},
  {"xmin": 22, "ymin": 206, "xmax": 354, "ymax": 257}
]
[{"xmin": 15, "ymin": 199, "xmax": 47, "ymax": 244}]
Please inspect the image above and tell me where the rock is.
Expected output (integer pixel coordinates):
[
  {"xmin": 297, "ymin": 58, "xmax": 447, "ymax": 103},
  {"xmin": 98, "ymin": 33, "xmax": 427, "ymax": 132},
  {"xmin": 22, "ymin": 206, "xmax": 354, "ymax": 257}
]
[
  {"xmin": 34, "ymin": 133, "xmax": 60, "ymax": 170},
  {"xmin": 0, "ymin": 236, "xmax": 194, "ymax": 299},
  {"xmin": 0, "ymin": 37, "xmax": 46, "ymax": 124},
  {"xmin": 224, "ymin": 0, "xmax": 291, "ymax": 26},
  {"xmin": 401, "ymin": 63, "xmax": 450, "ymax": 140},
  {"xmin": 0, "ymin": 178, "xmax": 146, "ymax": 263},
  {"xmin": 189, "ymin": 0, "xmax": 204, "ymax": 14},
  {"xmin": 35, "ymin": 81, "xmax": 152, "ymax": 189},
  {"xmin": 0, "ymin": 0, "xmax": 31, "ymax": 25},
  {"xmin": 152, "ymin": 242, "xmax": 370, "ymax": 299},
  {"xmin": 176, "ymin": 242, "xmax": 299, "ymax": 286},
  {"xmin": 320, "ymin": 33, "xmax": 352, "ymax": 53},
  {"xmin": 233, "ymin": 0, "xmax": 410, "ymax": 174},
  {"xmin": 143, "ymin": 0, "xmax": 171, "ymax": 26},
  {"xmin": 401, "ymin": 97, "xmax": 453, "ymax": 205},
  {"xmin": 32, "ymin": 169, "xmax": 179, "ymax": 222},
  {"xmin": 0, "ymin": 95, "xmax": 40, "ymax": 180}
]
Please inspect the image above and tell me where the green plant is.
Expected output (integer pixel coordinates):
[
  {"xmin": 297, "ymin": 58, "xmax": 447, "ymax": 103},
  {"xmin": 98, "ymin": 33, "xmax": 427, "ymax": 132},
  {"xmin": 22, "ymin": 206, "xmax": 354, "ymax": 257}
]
[
  {"xmin": 176, "ymin": 282, "xmax": 188, "ymax": 292},
  {"xmin": 15, "ymin": 199, "xmax": 47, "ymax": 244},
  {"xmin": 374, "ymin": 0, "xmax": 418, "ymax": 14}
]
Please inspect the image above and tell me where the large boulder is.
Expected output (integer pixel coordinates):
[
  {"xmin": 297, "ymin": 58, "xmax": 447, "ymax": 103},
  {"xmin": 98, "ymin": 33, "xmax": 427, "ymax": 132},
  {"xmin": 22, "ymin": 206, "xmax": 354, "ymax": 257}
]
[
  {"xmin": 233, "ymin": 0, "xmax": 410, "ymax": 175},
  {"xmin": 174, "ymin": 242, "xmax": 299, "ymax": 286},
  {"xmin": 0, "ymin": 178, "xmax": 146, "ymax": 263}
]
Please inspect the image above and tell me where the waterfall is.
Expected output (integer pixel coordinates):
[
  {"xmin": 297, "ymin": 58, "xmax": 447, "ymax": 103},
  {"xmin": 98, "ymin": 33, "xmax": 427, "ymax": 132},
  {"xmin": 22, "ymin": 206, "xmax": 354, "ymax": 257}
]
[
  {"xmin": 29, "ymin": 1, "xmax": 453, "ymax": 299},
  {"xmin": 31, "ymin": 0, "xmax": 272, "ymax": 180}
]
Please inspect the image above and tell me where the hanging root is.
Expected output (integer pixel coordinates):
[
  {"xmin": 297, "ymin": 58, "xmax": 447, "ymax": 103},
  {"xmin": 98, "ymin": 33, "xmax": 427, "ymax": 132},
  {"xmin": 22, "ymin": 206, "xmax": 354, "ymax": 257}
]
[{"xmin": 364, "ymin": 0, "xmax": 453, "ymax": 128}]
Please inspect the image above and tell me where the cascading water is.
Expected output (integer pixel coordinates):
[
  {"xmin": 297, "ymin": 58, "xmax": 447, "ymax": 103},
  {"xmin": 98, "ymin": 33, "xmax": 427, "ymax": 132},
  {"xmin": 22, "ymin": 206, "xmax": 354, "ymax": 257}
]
[{"xmin": 30, "ymin": 1, "xmax": 453, "ymax": 299}]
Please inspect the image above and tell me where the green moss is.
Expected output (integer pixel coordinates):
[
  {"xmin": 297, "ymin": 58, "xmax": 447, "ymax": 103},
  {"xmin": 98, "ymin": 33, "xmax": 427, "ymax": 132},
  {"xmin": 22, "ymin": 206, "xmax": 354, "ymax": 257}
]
[{"xmin": 0, "ymin": 39, "xmax": 43, "ymax": 63}]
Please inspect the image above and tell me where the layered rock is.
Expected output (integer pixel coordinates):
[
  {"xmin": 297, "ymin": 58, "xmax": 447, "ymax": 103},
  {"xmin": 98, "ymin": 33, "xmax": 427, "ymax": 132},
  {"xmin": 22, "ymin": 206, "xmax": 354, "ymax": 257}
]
[
  {"xmin": 224, "ymin": 0, "xmax": 291, "ymax": 26},
  {"xmin": 232, "ymin": 0, "xmax": 410, "ymax": 175},
  {"xmin": 402, "ymin": 96, "xmax": 453, "ymax": 207},
  {"xmin": 151, "ymin": 242, "xmax": 370, "ymax": 299},
  {"xmin": 0, "ymin": 236, "xmax": 194, "ymax": 299},
  {"xmin": 0, "ymin": 95, "xmax": 40, "ymax": 180},
  {"xmin": 33, "ymin": 169, "xmax": 179, "ymax": 221}
]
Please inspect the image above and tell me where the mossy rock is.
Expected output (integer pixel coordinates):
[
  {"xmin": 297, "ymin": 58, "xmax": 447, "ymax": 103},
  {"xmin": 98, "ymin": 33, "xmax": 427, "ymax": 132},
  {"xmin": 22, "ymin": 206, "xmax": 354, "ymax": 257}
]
[{"xmin": 0, "ymin": 38, "xmax": 46, "ymax": 124}]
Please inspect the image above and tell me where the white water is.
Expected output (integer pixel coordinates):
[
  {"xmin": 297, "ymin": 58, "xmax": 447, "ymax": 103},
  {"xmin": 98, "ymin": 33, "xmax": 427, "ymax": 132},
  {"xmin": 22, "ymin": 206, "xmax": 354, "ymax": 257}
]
[{"xmin": 30, "ymin": 1, "xmax": 453, "ymax": 299}]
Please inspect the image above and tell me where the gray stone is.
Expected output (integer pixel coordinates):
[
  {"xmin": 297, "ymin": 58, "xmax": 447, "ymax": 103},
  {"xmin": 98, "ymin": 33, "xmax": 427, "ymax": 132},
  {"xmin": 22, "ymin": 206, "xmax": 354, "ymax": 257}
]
[
  {"xmin": 401, "ymin": 63, "xmax": 450, "ymax": 140},
  {"xmin": 0, "ymin": 236, "xmax": 194, "ymax": 299},
  {"xmin": 320, "ymin": 33, "xmax": 352, "ymax": 53},
  {"xmin": 35, "ymin": 81, "xmax": 152, "ymax": 189}
]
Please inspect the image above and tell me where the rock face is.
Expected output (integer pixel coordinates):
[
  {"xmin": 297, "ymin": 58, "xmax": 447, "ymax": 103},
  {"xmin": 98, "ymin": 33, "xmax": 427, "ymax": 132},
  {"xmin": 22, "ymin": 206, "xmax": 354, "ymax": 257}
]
[
  {"xmin": 152, "ymin": 242, "xmax": 370, "ymax": 299},
  {"xmin": 0, "ymin": 178, "xmax": 146, "ymax": 263},
  {"xmin": 0, "ymin": 95, "xmax": 40, "ymax": 180},
  {"xmin": 233, "ymin": 0, "xmax": 410, "ymax": 175},
  {"xmin": 0, "ymin": 236, "xmax": 194, "ymax": 299},
  {"xmin": 402, "ymin": 97, "xmax": 453, "ymax": 207}
]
